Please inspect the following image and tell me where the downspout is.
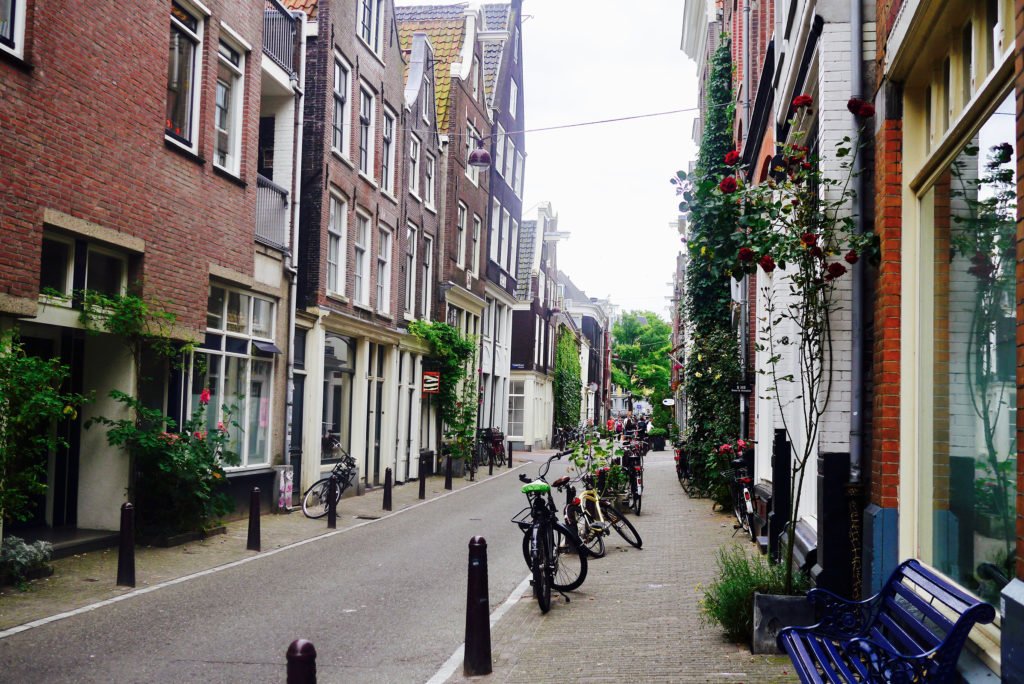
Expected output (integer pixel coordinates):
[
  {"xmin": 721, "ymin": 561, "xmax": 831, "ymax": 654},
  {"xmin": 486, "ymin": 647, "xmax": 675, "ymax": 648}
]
[
  {"xmin": 285, "ymin": 12, "xmax": 306, "ymax": 466},
  {"xmin": 742, "ymin": 0, "xmax": 751, "ymax": 137},
  {"xmin": 848, "ymin": 0, "xmax": 864, "ymax": 484}
]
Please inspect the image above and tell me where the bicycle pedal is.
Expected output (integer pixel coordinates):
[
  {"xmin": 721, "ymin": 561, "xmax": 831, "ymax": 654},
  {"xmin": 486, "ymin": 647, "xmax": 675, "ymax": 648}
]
[{"xmin": 590, "ymin": 521, "xmax": 610, "ymax": 532}]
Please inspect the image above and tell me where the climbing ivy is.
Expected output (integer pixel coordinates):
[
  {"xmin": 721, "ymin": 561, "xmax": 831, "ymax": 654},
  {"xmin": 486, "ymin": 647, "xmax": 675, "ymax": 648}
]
[{"xmin": 553, "ymin": 328, "xmax": 581, "ymax": 430}]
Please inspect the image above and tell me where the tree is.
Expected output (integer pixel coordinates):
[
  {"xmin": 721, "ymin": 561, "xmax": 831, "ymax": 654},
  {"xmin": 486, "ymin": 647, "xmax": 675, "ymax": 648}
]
[
  {"xmin": 611, "ymin": 311, "xmax": 671, "ymax": 417},
  {"xmin": 0, "ymin": 333, "xmax": 86, "ymax": 545}
]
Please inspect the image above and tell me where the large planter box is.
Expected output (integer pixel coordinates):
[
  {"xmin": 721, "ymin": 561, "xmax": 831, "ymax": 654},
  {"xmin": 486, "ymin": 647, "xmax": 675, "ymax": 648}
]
[{"xmin": 752, "ymin": 592, "xmax": 816, "ymax": 654}]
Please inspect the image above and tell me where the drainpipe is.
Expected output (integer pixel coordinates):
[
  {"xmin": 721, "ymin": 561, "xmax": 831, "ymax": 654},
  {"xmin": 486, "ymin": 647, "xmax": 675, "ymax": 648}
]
[
  {"xmin": 848, "ymin": 0, "xmax": 864, "ymax": 485},
  {"xmin": 742, "ymin": 0, "xmax": 751, "ymax": 138},
  {"xmin": 284, "ymin": 12, "xmax": 306, "ymax": 467}
]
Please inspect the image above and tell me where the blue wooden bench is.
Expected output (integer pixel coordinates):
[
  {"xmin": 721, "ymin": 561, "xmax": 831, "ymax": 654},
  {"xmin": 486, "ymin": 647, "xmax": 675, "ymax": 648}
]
[{"xmin": 778, "ymin": 559, "xmax": 996, "ymax": 683}]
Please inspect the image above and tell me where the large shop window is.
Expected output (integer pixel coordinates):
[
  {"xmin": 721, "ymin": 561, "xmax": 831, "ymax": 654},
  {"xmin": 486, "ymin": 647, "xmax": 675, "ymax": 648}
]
[
  {"xmin": 322, "ymin": 334, "xmax": 354, "ymax": 461},
  {"xmin": 924, "ymin": 91, "xmax": 1016, "ymax": 606},
  {"xmin": 193, "ymin": 285, "xmax": 277, "ymax": 468}
]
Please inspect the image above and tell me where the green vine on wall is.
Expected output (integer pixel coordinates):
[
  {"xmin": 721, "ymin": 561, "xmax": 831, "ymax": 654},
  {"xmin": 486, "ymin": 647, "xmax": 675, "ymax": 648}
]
[{"xmin": 554, "ymin": 327, "xmax": 582, "ymax": 430}]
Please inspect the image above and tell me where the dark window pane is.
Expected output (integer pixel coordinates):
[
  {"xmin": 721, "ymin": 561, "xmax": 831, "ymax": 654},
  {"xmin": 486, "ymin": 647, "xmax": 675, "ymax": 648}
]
[
  {"xmin": 225, "ymin": 336, "xmax": 248, "ymax": 354},
  {"xmin": 39, "ymin": 238, "xmax": 70, "ymax": 295},
  {"xmin": 86, "ymin": 251, "xmax": 123, "ymax": 297}
]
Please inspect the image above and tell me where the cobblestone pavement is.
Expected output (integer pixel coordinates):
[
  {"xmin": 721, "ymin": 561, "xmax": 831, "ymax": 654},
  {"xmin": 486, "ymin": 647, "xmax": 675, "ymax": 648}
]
[{"xmin": 447, "ymin": 450, "xmax": 796, "ymax": 684}]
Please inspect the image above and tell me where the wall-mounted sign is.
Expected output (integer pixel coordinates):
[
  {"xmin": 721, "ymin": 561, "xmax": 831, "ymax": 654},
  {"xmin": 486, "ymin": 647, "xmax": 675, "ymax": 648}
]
[
  {"xmin": 422, "ymin": 371, "xmax": 440, "ymax": 394},
  {"xmin": 661, "ymin": 398, "xmax": 675, "ymax": 406}
]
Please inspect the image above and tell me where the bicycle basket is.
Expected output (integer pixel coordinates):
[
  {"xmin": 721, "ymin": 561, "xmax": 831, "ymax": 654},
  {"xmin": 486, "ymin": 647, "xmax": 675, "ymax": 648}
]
[{"xmin": 511, "ymin": 506, "xmax": 532, "ymax": 532}]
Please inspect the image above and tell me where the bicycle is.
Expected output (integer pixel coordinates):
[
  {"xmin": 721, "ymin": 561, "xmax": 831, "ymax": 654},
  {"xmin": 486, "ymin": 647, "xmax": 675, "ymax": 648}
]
[
  {"xmin": 622, "ymin": 438, "xmax": 646, "ymax": 515},
  {"xmin": 301, "ymin": 449, "xmax": 357, "ymax": 518},
  {"xmin": 511, "ymin": 450, "xmax": 588, "ymax": 612},
  {"xmin": 726, "ymin": 457, "xmax": 756, "ymax": 542},
  {"xmin": 564, "ymin": 453, "xmax": 643, "ymax": 555}
]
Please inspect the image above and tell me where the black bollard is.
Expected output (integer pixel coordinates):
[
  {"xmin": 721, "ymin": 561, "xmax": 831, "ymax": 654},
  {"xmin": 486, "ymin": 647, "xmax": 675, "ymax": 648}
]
[
  {"xmin": 463, "ymin": 536, "xmax": 492, "ymax": 676},
  {"xmin": 444, "ymin": 453, "xmax": 453, "ymax": 490},
  {"xmin": 383, "ymin": 467, "xmax": 393, "ymax": 511},
  {"xmin": 508, "ymin": 441, "xmax": 513, "ymax": 469},
  {"xmin": 286, "ymin": 639, "xmax": 317, "ymax": 684},
  {"xmin": 418, "ymin": 453, "xmax": 426, "ymax": 500},
  {"xmin": 488, "ymin": 445, "xmax": 494, "ymax": 476},
  {"xmin": 327, "ymin": 474, "xmax": 338, "ymax": 529},
  {"xmin": 247, "ymin": 487, "xmax": 261, "ymax": 551},
  {"xmin": 117, "ymin": 502, "xmax": 135, "ymax": 587}
]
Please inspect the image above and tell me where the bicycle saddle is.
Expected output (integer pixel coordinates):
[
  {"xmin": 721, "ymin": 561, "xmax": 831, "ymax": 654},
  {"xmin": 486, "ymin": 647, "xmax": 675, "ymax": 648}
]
[{"xmin": 551, "ymin": 476, "xmax": 570, "ymax": 488}]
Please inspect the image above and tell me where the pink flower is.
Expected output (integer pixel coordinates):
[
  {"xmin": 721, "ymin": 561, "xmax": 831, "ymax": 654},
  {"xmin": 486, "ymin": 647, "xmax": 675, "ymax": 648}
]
[
  {"xmin": 194, "ymin": 431, "xmax": 206, "ymax": 441},
  {"xmin": 217, "ymin": 421, "xmax": 225, "ymax": 431},
  {"xmin": 199, "ymin": 388, "xmax": 211, "ymax": 406},
  {"xmin": 737, "ymin": 439, "xmax": 747, "ymax": 449}
]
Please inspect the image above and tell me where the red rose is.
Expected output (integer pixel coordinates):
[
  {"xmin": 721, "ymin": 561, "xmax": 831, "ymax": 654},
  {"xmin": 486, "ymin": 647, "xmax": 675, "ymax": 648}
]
[
  {"xmin": 809, "ymin": 246, "xmax": 824, "ymax": 259},
  {"xmin": 792, "ymin": 94, "xmax": 813, "ymax": 109},
  {"xmin": 800, "ymin": 232, "xmax": 819, "ymax": 247},
  {"xmin": 801, "ymin": 162, "xmax": 812, "ymax": 170},
  {"xmin": 825, "ymin": 262, "xmax": 848, "ymax": 280},
  {"xmin": 199, "ymin": 388, "xmax": 211, "ymax": 406},
  {"xmin": 738, "ymin": 246, "xmax": 755, "ymax": 262},
  {"xmin": 719, "ymin": 176, "xmax": 738, "ymax": 193},
  {"xmin": 759, "ymin": 255, "xmax": 776, "ymax": 273},
  {"xmin": 847, "ymin": 97, "xmax": 875, "ymax": 118},
  {"xmin": 844, "ymin": 250, "xmax": 859, "ymax": 264},
  {"xmin": 724, "ymin": 150, "xmax": 741, "ymax": 166}
]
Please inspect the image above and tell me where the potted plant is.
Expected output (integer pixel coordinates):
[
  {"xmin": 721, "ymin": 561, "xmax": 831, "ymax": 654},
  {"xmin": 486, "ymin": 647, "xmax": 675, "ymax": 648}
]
[{"xmin": 647, "ymin": 426, "xmax": 668, "ymax": 451}]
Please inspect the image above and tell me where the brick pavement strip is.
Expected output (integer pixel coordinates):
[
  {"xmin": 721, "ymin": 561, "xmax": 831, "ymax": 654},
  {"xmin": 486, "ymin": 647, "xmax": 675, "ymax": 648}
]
[{"xmin": 448, "ymin": 451, "xmax": 796, "ymax": 684}]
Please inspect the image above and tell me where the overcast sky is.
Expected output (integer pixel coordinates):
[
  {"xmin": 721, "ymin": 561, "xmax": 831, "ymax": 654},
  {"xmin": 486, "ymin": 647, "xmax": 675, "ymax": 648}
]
[{"xmin": 519, "ymin": 1, "xmax": 699, "ymax": 319}]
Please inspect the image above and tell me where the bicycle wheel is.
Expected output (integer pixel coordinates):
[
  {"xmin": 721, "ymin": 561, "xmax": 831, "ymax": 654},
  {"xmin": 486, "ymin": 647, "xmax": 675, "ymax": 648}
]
[
  {"xmin": 600, "ymin": 501, "xmax": 643, "ymax": 549},
  {"xmin": 551, "ymin": 522, "xmax": 588, "ymax": 591},
  {"xmin": 301, "ymin": 479, "xmax": 335, "ymax": 519},
  {"xmin": 531, "ymin": 527, "xmax": 551, "ymax": 613},
  {"xmin": 493, "ymin": 443, "xmax": 506, "ymax": 467},
  {"xmin": 567, "ymin": 505, "xmax": 605, "ymax": 558}
]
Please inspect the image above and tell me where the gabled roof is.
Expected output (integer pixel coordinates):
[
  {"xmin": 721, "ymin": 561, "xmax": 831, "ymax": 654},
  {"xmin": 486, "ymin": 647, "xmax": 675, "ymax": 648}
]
[
  {"xmin": 516, "ymin": 219, "xmax": 536, "ymax": 299},
  {"xmin": 480, "ymin": 3, "xmax": 511, "ymax": 107},
  {"xmin": 556, "ymin": 271, "xmax": 590, "ymax": 305},
  {"xmin": 396, "ymin": 3, "xmax": 470, "ymax": 131},
  {"xmin": 283, "ymin": 0, "xmax": 318, "ymax": 19}
]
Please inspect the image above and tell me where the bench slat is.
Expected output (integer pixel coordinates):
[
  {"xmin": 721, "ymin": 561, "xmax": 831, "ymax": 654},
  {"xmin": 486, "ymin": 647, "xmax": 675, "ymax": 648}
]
[
  {"xmin": 902, "ymin": 563, "xmax": 977, "ymax": 614},
  {"xmin": 781, "ymin": 632, "xmax": 827, "ymax": 684},
  {"xmin": 804, "ymin": 636, "xmax": 845, "ymax": 683},
  {"xmin": 819, "ymin": 637, "xmax": 860, "ymax": 682},
  {"xmin": 873, "ymin": 611, "xmax": 932, "ymax": 656},
  {"xmin": 887, "ymin": 586, "xmax": 951, "ymax": 645}
]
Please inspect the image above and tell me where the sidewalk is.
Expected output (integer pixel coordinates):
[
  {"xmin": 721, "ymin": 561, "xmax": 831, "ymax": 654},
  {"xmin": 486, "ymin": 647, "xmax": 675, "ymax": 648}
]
[
  {"xmin": 0, "ymin": 453, "xmax": 542, "ymax": 632},
  {"xmin": 447, "ymin": 451, "xmax": 796, "ymax": 684}
]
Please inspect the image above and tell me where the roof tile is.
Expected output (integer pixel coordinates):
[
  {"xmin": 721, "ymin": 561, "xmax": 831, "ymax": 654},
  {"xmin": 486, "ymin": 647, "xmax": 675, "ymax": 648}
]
[{"xmin": 396, "ymin": 4, "xmax": 470, "ymax": 131}]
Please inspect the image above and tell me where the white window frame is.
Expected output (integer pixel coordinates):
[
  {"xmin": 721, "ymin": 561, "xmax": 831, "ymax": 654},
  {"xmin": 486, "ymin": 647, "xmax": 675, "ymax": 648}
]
[
  {"xmin": 471, "ymin": 215, "xmax": 482, "ymax": 277},
  {"xmin": 327, "ymin": 192, "xmax": 348, "ymax": 296},
  {"xmin": 501, "ymin": 208, "xmax": 511, "ymax": 270},
  {"xmin": 38, "ymin": 233, "xmax": 75, "ymax": 302},
  {"xmin": 358, "ymin": 0, "xmax": 384, "ymax": 55},
  {"xmin": 490, "ymin": 201, "xmax": 501, "ymax": 262},
  {"xmin": 421, "ymin": 79, "xmax": 431, "ymax": 122},
  {"xmin": 471, "ymin": 57, "xmax": 480, "ymax": 100},
  {"xmin": 357, "ymin": 85, "xmax": 376, "ymax": 179},
  {"xmin": 408, "ymin": 134, "xmax": 421, "ymax": 198},
  {"xmin": 509, "ymin": 79, "xmax": 518, "ymax": 120},
  {"xmin": 494, "ymin": 124, "xmax": 506, "ymax": 177},
  {"xmin": 0, "ymin": 0, "xmax": 27, "ymax": 59},
  {"xmin": 465, "ymin": 122, "xmax": 480, "ymax": 185},
  {"xmin": 84, "ymin": 244, "xmax": 128, "ymax": 298},
  {"xmin": 381, "ymin": 107, "xmax": 397, "ymax": 195},
  {"xmin": 514, "ymin": 151, "xmax": 524, "ymax": 197},
  {"xmin": 354, "ymin": 212, "xmax": 371, "ymax": 306},
  {"xmin": 512, "ymin": 28, "xmax": 519, "ymax": 65},
  {"xmin": 424, "ymin": 152, "xmax": 436, "ymax": 208},
  {"xmin": 456, "ymin": 203, "xmax": 468, "ymax": 269},
  {"xmin": 509, "ymin": 218, "xmax": 519, "ymax": 276},
  {"xmin": 214, "ymin": 38, "xmax": 245, "ymax": 175},
  {"xmin": 404, "ymin": 222, "xmax": 417, "ymax": 317},
  {"xmin": 376, "ymin": 225, "xmax": 392, "ymax": 314},
  {"xmin": 421, "ymin": 234, "xmax": 434, "ymax": 318},
  {"xmin": 332, "ymin": 54, "xmax": 352, "ymax": 158},
  {"xmin": 166, "ymin": 2, "xmax": 205, "ymax": 153},
  {"xmin": 503, "ymin": 139, "xmax": 513, "ymax": 179}
]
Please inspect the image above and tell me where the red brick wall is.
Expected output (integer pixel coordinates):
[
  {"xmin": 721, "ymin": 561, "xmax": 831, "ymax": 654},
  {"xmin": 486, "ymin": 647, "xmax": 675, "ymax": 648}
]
[{"xmin": 0, "ymin": 1, "xmax": 264, "ymax": 334}]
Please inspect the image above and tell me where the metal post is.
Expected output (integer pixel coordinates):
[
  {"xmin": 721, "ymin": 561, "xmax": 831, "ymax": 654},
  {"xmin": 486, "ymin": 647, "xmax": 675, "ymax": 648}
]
[
  {"xmin": 507, "ymin": 441, "xmax": 513, "ymax": 469},
  {"xmin": 444, "ymin": 452, "xmax": 453, "ymax": 490},
  {"xmin": 247, "ymin": 487, "xmax": 261, "ymax": 552},
  {"xmin": 117, "ymin": 502, "xmax": 135, "ymax": 587},
  {"xmin": 286, "ymin": 639, "xmax": 317, "ymax": 684},
  {"xmin": 418, "ymin": 452, "xmax": 427, "ymax": 500},
  {"xmin": 463, "ymin": 536, "xmax": 492, "ymax": 676},
  {"xmin": 383, "ymin": 467, "xmax": 393, "ymax": 511},
  {"xmin": 327, "ymin": 474, "xmax": 338, "ymax": 529}
]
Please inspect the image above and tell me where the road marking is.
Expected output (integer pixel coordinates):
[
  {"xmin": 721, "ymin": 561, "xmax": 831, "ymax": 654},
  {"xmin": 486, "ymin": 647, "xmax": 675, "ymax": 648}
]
[
  {"xmin": 425, "ymin": 575, "xmax": 532, "ymax": 684},
  {"xmin": 0, "ymin": 465, "xmax": 531, "ymax": 642}
]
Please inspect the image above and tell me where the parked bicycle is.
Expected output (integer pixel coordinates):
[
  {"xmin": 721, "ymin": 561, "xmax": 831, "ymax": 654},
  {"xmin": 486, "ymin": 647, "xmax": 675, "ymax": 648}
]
[
  {"xmin": 621, "ymin": 436, "xmax": 647, "ymax": 515},
  {"xmin": 564, "ymin": 448, "xmax": 643, "ymax": 556},
  {"xmin": 301, "ymin": 450, "xmax": 357, "ymax": 518},
  {"xmin": 726, "ymin": 456, "xmax": 756, "ymax": 542},
  {"xmin": 511, "ymin": 450, "xmax": 588, "ymax": 612},
  {"xmin": 476, "ymin": 427, "xmax": 506, "ymax": 468}
]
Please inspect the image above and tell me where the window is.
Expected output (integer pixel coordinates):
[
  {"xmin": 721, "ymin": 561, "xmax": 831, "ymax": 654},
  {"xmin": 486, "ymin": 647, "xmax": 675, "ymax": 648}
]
[
  {"xmin": 166, "ymin": 3, "xmax": 203, "ymax": 149},
  {"xmin": 327, "ymin": 193, "xmax": 347, "ymax": 295},
  {"xmin": 381, "ymin": 108, "xmax": 396, "ymax": 194},
  {"xmin": 358, "ymin": 86, "xmax": 375, "ymax": 177},
  {"xmin": 421, "ymin": 234, "xmax": 434, "ymax": 317},
  {"xmin": 214, "ymin": 40, "xmax": 245, "ymax": 174},
  {"xmin": 456, "ymin": 203, "xmax": 468, "ymax": 268},
  {"xmin": 404, "ymin": 223, "xmax": 417, "ymax": 316},
  {"xmin": 358, "ymin": 0, "xmax": 383, "ymax": 53},
  {"xmin": 195, "ymin": 285, "xmax": 277, "ymax": 467},
  {"xmin": 86, "ymin": 247, "xmax": 127, "ymax": 297},
  {"xmin": 501, "ymin": 208, "xmax": 511, "ymax": 269},
  {"xmin": 376, "ymin": 226, "xmax": 391, "ymax": 313},
  {"xmin": 490, "ymin": 201, "xmax": 501, "ymax": 262},
  {"xmin": 354, "ymin": 213, "xmax": 370, "ymax": 305},
  {"xmin": 509, "ymin": 219, "xmax": 519, "ymax": 276},
  {"xmin": 509, "ymin": 79, "xmax": 518, "ymax": 120},
  {"xmin": 421, "ymin": 79, "xmax": 431, "ymax": 122},
  {"xmin": 512, "ymin": 28, "xmax": 519, "ymax": 64},
  {"xmin": 494, "ymin": 124, "xmax": 506, "ymax": 177},
  {"xmin": 961, "ymin": 23, "xmax": 973, "ymax": 106},
  {"xmin": 472, "ymin": 215, "xmax": 482, "ymax": 276},
  {"xmin": 508, "ymin": 379, "xmax": 525, "ymax": 438},
  {"xmin": 408, "ymin": 135, "xmax": 421, "ymax": 197},
  {"xmin": 424, "ymin": 153, "xmax": 436, "ymax": 207},
  {"xmin": 471, "ymin": 57, "xmax": 480, "ymax": 100},
  {"xmin": 322, "ymin": 334, "xmax": 354, "ymax": 461},
  {"xmin": 513, "ymin": 151, "xmax": 525, "ymax": 197},
  {"xmin": 0, "ymin": 0, "xmax": 27, "ymax": 58},
  {"xmin": 465, "ymin": 122, "xmax": 480, "ymax": 184},
  {"xmin": 333, "ymin": 56, "xmax": 351, "ymax": 157},
  {"xmin": 503, "ymin": 140, "xmax": 513, "ymax": 179},
  {"xmin": 39, "ymin": 236, "xmax": 73, "ymax": 298}
]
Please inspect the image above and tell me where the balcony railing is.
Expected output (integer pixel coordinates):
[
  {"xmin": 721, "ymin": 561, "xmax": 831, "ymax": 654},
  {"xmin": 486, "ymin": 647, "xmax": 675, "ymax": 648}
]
[
  {"xmin": 264, "ymin": 0, "xmax": 297, "ymax": 76},
  {"xmin": 256, "ymin": 174, "xmax": 289, "ymax": 250}
]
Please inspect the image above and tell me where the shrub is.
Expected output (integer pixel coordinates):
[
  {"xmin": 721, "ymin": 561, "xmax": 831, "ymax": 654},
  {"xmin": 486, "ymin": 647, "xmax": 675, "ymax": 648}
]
[
  {"xmin": 0, "ymin": 535, "xmax": 53, "ymax": 587},
  {"xmin": 700, "ymin": 545, "xmax": 808, "ymax": 642},
  {"xmin": 647, "ymin": 426, "xmax": 668, "ymax": 438}
]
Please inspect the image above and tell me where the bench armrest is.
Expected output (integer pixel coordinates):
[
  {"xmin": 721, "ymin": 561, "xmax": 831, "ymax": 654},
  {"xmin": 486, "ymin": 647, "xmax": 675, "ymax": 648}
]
[{"xmin": 805, "ymin": 587, "xmax": 880, "ymax": 638}]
